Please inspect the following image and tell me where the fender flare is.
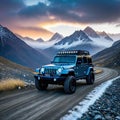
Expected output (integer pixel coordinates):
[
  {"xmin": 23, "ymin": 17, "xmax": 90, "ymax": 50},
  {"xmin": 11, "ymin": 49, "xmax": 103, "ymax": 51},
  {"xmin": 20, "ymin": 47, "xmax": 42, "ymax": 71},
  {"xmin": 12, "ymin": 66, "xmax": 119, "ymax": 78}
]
[
  {"xmin": 61, "ymin": 69, "xmax": 75, "ymax": 75},
  {"xmin": 86, "ymin": 67, "xmax": 94, "ymax": 75}
]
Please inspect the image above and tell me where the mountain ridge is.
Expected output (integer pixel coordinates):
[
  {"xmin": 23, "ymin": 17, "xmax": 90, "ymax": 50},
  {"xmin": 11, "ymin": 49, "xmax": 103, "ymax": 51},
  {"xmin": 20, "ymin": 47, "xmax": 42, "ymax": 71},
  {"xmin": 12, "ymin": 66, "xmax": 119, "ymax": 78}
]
[
  {"xmin": 93, "ymin": 40, "xmax": 120, "ymax": 69},
  {"xmin": 0, "ymin": 25, "xmax": 50, "ymax": 68}
]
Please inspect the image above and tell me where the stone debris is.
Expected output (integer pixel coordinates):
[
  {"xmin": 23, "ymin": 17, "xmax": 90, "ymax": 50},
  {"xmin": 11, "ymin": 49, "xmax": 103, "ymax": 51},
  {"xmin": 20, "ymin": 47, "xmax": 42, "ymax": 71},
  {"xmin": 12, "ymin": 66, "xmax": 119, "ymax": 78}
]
[{"xmin": 81, "ymin": 78, "xmax": 120, "ymax": 120}]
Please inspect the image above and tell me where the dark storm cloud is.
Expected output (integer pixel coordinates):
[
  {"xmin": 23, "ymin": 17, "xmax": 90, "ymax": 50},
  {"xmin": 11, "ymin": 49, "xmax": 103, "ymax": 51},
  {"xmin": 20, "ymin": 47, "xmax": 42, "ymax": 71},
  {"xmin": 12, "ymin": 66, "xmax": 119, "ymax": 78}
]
[
  {"xmin": 0, "ymin": 0, "xmax": 25, "ymax": 12},
  {"xmin": 0, "ymin": 0, "xmax": 120, "ymax": 24},
  {"xmin": 0, "ymin": 0, "xmax": 25, "ymax": 22},
  {"xmin": 19, "ymin": 2, "xmax": 48, "ymax": 17},
  {"xmin": 18, "ymin": 0, "xmax": 120, "ymax": 23}
]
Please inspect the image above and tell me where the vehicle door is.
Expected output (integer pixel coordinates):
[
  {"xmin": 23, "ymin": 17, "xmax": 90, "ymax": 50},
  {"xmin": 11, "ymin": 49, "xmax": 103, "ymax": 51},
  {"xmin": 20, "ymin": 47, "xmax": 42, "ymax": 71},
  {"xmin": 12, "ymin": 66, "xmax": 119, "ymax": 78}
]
[
  {"xmin": 75, "ymin": 57, "xmax": 84, "ymax": 78},
  {"xmin": 82, "ymin": 56, "xmax": 89, "ymax": 76}
]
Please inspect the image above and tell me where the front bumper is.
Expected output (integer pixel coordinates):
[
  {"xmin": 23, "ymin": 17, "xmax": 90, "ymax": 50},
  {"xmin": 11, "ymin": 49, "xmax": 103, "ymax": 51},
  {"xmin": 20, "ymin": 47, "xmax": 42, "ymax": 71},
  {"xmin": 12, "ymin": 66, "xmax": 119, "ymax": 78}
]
[{"xmin": 34, "ymin": 74, "xmax": 66, "ymax": 84}]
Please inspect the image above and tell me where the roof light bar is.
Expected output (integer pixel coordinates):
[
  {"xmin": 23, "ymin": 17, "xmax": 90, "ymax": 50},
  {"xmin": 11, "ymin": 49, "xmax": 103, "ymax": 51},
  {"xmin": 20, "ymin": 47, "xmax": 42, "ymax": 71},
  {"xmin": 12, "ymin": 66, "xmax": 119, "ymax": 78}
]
[{"xmin": 57, "ymin": 50, "xmax": 89, "ymax": 55}]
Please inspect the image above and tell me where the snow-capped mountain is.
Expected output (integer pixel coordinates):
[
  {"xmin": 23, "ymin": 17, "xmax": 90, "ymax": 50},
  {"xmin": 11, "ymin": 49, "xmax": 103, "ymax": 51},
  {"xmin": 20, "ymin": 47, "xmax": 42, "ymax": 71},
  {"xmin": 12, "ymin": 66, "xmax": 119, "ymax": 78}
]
[
  {"xmin": 53, "ymin": 27, "xmax": 113, "ymax": 50},
  {"xmin": 84, "ymin": 27, "xmax": 114, "ymax": 48},
  {"xmin": 0, "ymin": 25, "xmax": 50, "ymax": 68},
  {"xmin": 54, "ymin": 30, "xmax": 92, "ymax": 49},
  {"xmin": 84, "ymin": 26, "xmax": 113, "ymax": 42},
  {"xmin": 43, "ymin": 27, "xmax": 115, "ymax": 59},
  {"xmin": 84, "ymin": 26, "xmax": 100, "ymax": 38}
]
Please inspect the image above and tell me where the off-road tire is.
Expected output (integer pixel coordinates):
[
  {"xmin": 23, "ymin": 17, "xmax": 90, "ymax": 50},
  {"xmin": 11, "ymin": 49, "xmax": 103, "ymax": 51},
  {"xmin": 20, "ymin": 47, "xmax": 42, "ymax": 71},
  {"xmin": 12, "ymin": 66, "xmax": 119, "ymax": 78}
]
[
  {"xmin": 35, "ymin": 78, "xmax": 48, "ymax": 90},
  {"xmin": 64, "ymin": 76, "xmax": 76, "ymax": 94},
  {"xmin": 86, "ymin": 71, "xmax": 95, "ymax": 85}
]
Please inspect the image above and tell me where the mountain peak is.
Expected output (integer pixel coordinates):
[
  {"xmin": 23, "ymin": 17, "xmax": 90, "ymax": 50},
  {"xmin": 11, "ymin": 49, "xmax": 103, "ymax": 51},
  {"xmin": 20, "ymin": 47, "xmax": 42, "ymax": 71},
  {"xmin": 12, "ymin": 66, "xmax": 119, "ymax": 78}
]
[
  {"xmin": 49, "ymin": 32, "xmax": 63, "ymax": 41},
  {"xmin": 36, "ymin": 38, "xmax": 44, "ymax": 42},
  {"xmin": 97, "ymin": 31, "xmax": 113, "ymax": 41},
  {"xmin": 0, "ymin": 25, "xmax": 18, "ymax": 41},
  {"xmin": 84, "ymin": 26, "xmax": 100, "ymax": 38},
  {"xmin": 55, "ymin": 29, "xmax": 92, "ymax": 46}
]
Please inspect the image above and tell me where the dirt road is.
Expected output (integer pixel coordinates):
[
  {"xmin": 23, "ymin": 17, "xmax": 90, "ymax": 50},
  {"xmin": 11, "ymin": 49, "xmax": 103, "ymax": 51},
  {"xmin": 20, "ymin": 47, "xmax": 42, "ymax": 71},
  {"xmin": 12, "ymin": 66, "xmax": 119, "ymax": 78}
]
[{"xmin": 0, "ymin": 67, "xmax": 118, "ymax": 120}]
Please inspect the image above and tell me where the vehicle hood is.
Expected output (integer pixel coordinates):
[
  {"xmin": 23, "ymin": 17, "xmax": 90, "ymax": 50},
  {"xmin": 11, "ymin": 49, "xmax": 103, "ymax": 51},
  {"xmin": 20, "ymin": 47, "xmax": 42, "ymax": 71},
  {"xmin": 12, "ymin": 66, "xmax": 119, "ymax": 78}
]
[{"xmin": 43, "ymin": 63, "xmax": 75, "ymax": 69}]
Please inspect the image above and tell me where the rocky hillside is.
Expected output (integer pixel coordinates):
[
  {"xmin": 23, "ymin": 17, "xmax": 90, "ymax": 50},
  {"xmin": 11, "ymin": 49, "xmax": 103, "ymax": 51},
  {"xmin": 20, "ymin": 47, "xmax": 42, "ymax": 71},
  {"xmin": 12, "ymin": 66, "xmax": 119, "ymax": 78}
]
[
  {"xmin": 0, "ymin": 56, "xmax": 34, "ymax": 82},
  {"xmin": 93, "ymin": 40, "xmax": 120, "ymax": 69}
]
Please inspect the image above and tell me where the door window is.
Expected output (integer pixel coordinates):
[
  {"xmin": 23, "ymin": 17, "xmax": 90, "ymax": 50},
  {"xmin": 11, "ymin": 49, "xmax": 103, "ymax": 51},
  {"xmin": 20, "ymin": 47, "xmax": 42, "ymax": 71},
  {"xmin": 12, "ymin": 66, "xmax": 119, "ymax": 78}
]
[{"xmin": 83, "ymin": 57, "xmax": 87, "ymax": 63}]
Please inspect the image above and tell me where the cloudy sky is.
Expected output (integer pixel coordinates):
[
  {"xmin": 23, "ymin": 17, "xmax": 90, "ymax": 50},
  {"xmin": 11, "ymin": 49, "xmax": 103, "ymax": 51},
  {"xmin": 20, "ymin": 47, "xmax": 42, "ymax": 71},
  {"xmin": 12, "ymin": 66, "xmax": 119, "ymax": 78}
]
[{"xmin": 0, "ymin": 0, "xmax": 120, "ymax": 40}]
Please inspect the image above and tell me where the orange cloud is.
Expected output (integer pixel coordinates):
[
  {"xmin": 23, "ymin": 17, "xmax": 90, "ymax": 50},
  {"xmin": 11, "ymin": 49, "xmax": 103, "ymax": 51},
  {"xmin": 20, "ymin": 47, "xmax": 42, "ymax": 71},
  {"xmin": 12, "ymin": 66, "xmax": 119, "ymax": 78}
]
[{"xmin": 12, "ymin": 26, "xmax": 54, "ymax": 40}]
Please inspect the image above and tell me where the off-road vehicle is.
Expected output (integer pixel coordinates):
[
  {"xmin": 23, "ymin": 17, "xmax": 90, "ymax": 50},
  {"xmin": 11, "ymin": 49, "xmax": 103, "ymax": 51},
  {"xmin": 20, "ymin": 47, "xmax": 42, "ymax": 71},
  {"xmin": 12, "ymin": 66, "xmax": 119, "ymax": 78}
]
[{"xmin": 34, "ymin": 50, "xmax": 95, "ymax": 94}]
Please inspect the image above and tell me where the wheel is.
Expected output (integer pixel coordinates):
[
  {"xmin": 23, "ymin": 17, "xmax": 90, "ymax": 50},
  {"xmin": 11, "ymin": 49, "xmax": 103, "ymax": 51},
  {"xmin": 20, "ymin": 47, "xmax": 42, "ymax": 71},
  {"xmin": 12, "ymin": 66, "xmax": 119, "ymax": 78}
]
[
  {"xmin": 35, "ymin": 77, "xmax": 48, "ymax": 90},
  {"xmin": 86, "ymin": 71, "xmax": 95, "ymax": 85},
  {"xmin": 64, "ymin": 76, "xmax": 76, "ymax": 94}
]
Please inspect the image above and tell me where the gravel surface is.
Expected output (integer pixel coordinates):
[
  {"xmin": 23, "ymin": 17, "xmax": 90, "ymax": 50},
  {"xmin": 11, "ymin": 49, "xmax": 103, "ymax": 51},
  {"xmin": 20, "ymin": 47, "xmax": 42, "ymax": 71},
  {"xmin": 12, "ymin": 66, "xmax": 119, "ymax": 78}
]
[{"xmin": 81, "ymin": 78, "xmax": 120, "ymax": 120}]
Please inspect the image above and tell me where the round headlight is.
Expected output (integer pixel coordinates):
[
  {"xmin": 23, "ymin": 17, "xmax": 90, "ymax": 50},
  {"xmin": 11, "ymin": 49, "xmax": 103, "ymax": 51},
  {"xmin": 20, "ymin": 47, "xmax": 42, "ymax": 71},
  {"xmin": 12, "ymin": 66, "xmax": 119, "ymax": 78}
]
[
  {"xmin": 57, "ymin": 68, "xmax": 63, "ymax": 75},
  {"xmin": 40, "ymin": 67, "xmax": 45, "ymax": 74}
]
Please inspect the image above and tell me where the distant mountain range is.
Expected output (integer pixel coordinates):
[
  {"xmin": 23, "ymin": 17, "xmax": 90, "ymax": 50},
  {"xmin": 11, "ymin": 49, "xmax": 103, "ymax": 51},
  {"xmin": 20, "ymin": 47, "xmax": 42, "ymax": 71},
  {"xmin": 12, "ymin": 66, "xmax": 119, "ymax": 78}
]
[
  {"xmin": 17, "ymin": 32, "xmax": 63, "ymax": 50},
  {"xmin": 43, "ymin": 26, "xmax": 114, "ymax": 59},
  {"xmin": 0, "ymin": 25, "xmax": 50, "ymax": 68},
  {"xmin": 93, "ymin": 40, "xmax": 120, "ymax": 69},
  {"xmin": 17, "ymin": 26, "xmax": 114, "ymax": 55},
  {"xmin": 0, "ymin": 24, "xmax": 119, "ymax": 69}
]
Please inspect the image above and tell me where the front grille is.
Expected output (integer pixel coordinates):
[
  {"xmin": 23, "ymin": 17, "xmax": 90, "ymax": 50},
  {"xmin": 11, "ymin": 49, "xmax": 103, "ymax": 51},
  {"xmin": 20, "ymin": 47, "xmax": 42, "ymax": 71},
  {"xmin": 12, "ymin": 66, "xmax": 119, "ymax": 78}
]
[{"xmin": 44, "ymin": 68, "xmax": 57, "ymax": 75}]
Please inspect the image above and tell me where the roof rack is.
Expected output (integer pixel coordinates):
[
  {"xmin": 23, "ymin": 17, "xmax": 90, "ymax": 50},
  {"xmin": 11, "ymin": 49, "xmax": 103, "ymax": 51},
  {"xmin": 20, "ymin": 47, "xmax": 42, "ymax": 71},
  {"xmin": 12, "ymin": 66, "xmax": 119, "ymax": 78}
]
[{"xmin": 57, "ymin": 50, "xmax": 89, "ymax": 55}]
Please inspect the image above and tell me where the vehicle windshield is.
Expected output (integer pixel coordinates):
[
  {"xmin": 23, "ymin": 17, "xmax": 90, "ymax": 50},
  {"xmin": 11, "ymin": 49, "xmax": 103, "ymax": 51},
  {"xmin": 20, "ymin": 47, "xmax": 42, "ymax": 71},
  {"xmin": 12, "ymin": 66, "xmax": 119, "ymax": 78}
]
[{"xmin": 53, "ymin": 56, "xmax": 76, "ymax": 63}]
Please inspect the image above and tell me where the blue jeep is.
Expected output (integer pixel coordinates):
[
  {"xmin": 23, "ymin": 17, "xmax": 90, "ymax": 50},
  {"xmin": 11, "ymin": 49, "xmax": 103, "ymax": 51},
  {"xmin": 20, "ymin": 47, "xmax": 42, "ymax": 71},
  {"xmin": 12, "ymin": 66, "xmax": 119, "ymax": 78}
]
[{"xmin": 34, "ymin": 50, "xmax": 95, "ymax": 94}]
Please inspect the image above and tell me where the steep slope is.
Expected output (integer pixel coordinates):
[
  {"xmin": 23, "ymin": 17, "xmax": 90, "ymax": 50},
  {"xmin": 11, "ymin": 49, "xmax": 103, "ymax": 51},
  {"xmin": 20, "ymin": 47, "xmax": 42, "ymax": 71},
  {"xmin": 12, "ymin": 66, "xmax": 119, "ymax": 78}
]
[
  {"xmin": 93, "ymin": 40, "xmax": 120, "ymax": 69},
  {"xmin": 0, "ymin": 25, "xmax": 50, "ymax": 68},
  {"xmin": 0, "ymin": 56, "xmax": 34, "ymax": 81}
]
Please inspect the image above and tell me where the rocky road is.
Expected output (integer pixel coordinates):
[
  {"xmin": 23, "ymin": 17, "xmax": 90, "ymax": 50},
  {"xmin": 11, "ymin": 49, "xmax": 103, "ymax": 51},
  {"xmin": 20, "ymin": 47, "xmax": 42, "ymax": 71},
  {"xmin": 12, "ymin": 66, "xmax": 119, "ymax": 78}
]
[{"xmin": 0, "ymin": 67, "xmax": 118, "ymax": 120}]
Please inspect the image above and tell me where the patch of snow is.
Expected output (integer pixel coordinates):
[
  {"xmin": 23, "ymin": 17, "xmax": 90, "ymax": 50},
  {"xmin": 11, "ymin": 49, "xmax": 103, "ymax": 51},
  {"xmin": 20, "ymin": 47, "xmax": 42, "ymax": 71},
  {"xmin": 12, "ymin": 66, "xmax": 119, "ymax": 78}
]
[{"xmin": 61, "ymin": 76, "xmax": 120, "ymax": 120}]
